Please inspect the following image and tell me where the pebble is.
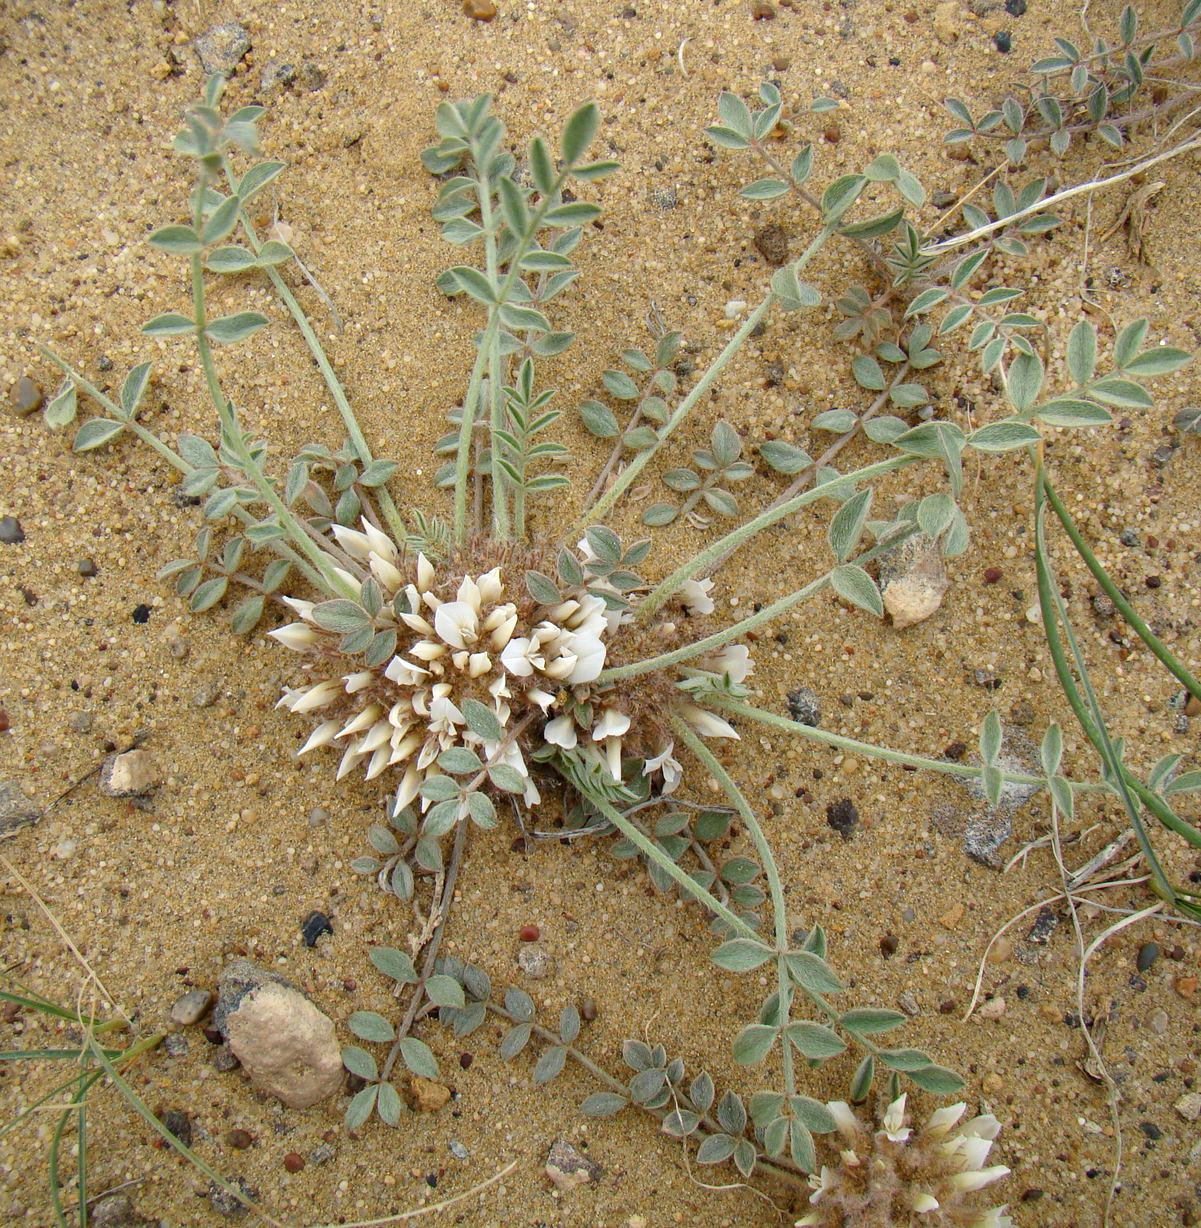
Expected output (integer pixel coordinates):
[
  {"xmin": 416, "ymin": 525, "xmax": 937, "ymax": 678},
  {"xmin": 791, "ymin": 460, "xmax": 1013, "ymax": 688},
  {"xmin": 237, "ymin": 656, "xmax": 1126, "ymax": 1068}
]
[
  {"xmin": 208, "ymin": 1177, "xmax": 257, "ymax": 1217},
  {"xmin": 163, "ymin": 1033, "xmax": 189, "ymax": 1057},
  {"xmin": 78, "ymin": 558, "xmax": 98, "ymax": 578},
  {"xmin": 410, "ymin": 1074, "xmax": 452, "ymax": 1112},
  {"xmin": 933, "ymin": 1, "xmax": 960, "ymax": 44},
  {"xmin": 215, "ymin": 959, "xmax": 343, "ymax": 1108},
  {"xmin": 193, "ymin": 681, "xmax": 221, "ymax": 708},
  {"xmin": 1175, "ymin": 1093, "xmax": 1201, "ymax": 1122},
  {"xmin": 1174, "ymin": 975, "xmax": 1198, "ymax": 999},
  {"xmin": 10, "ymin": 376, "xmax": 42, "ymax": 416},
  {"xmin": 0, "ymin": 780, "xmax": 40, "ymax": 833},
  {"xmin": 195, "ymin": 22, "xmax": 251, "ymax": 75},
  {"xmin": 1026, "ymin": 906, "xmax": 1058, "ymax": 945},
  {"xmin": 0, "ymin": 516, "xmax": 25, "ymax": 545},
  {"xmin": 90, "ymin": 1195, "xmax": 155, "ymax": 1228},
  {"xmin": 979, "ymin": 996, "xmax": 1007, "ymax": 1020},
  {"xmin": 297, "ymin": 60, "xmax": 327, "ymax": 91},
  {"xmin": 1137, "ymin": 942, "xmax": 1160, "ymax": 973},
  {"xmin": 310, "ymin": 1142, "xmax": 335, "ymax": 1164},
  {"xmin": 994, "ymin": 30, "xmax": 1012, "ymax": 53},
  {"xmin": 519, "ymin": 923, "xmax": 541, "ymax": 942},
  {"xmin": 752, "ymin": 1, "xmax": 776, "ymax": 18},
  {"xmin": 580, "ymin": 996, "xmax": 598, "ymax": 1022},
  {"xmin": 517, "ymin": 943, "xmax": 552, "ymax": 979},
  {"xmin": 225, "ymin": 1128, "xmax": 255, "ymax": 1150},
  {"xmin": 724, "ymin": 299, "xmax": 748, "ymax": 320},
  {"xmin": 1005, "ymin": 0, "xmax": 1027, "ymax": 14},
  {"xmin": 786, "ymin": 687, "xmax": 821, "ymax": 727},
  {"xmin": 898, "ymin": 991, "xmax": 920, "ymax": 1017},
  {"xmin": 1139, "ymin": 1120, "xmax": 1162, "ymax": 1141},
  {"xmin": 463, "ymin": 0, "xmax": 498, "ymax": 19},
  {"xmin": 171, "ymin": 988, "xmax": 213, "ymax": 1026},
  {"xmin": 69, "ymin": 711, "xmax": 94, "ymax": 733},
  {"xmin": 939, "ymin": 901, "xmax": 965, "ymax": 929},
  {"xmin": 301, "ymin": 910, "xmax": 334, "ymax": 947},
  {"xmin": 100, "ymin": 749, "xmax": 161, "ymax": 797},
  {"xmin": 753, "ymin": 223, "xmax": 790, "ymax": 267},
  {"xmin": 825, "ymin": 797, "xmax": 859, "ymax": 841},
  {"xmin": 260, "ymin": 59, "xmax": 297, "ymax": 91},
  {"xmin": 879, "ymin": 533, "xmax": 948, "ymax": 630},
  {"xmin": 1119, "ymin": 527, "xmax": 1141, "ymax": 547},
  {"xmin": 983, "ymin": 567, "xmax": 1003, "ymax": 584},
  {"xmin": 648, "ymin": 186, "xmax": 677, "ymax": 210},
  {"xmin": 214, "ymin": 1044, "xmax": 240, "ymax": 1072},
  {"xmin": 161, "ymin": 1109, "xmax": 193, "ymax": 1146},
  {"xmin": 283, "ymin": 1152, "xmax": 305, "ymax": 1174},
  {"xmin": 545, "ymin": 1139, "xmax": 603, "ymax": 1192},
  {"xmin": 307, "ymin": 806, "xmax": 330, "ymax": 826},
  {"xmin": 449, "ymin": 1140, "xmax": 469, "ymax": 1160}
]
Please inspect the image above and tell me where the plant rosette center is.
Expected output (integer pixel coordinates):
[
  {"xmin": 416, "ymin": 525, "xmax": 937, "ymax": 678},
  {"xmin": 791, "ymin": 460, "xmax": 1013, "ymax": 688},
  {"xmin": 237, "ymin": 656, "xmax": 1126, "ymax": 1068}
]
[{"xmin": 269, "ymin": 524, "xmax": 752, "ymax": 818}]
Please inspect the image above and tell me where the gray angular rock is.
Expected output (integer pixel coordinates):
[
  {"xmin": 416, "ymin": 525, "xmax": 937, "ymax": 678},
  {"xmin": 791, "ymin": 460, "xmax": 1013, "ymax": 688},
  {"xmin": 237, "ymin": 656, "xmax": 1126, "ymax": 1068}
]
[
  {"xmin": 545, "ymin": 1138, "xmax": 603, "ymax": 1191},
  {"xmin": 170, "ymin": 988, "xmax": 213, "ymax": 1026},
  {"xmin": 215, "ymin": 958, "xmax": 342, "ymax": 1108},
  {"xmin": 195, "ymin": 22, "xmax": 251, "ymax": 75},
  {"xmin": 90, "ymin": 1195, "xmax": 155, "ymax": 1228},
  {"xmin": 0, "ymin": 780, "xmax": 39, "ymax": 833}
]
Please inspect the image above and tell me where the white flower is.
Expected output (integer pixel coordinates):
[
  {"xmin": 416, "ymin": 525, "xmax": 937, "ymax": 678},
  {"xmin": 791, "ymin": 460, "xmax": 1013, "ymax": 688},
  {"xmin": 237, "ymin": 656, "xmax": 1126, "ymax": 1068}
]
[
  {"xmin": 545, "ymin": 715, "xmax": 578, "ymax": 750},
  {"xmin": 679, "ymin": 705, "xmax": 739, "ymax": 739},
  {"xmin": 701, "ymin": 642, "xmax": 753, "ymax": 684},
  {"xmin": 643, "ymin": 742, "xmax": 682, "ymax": 793},
  {"xmin": 924, "ymin": 1102, "xmax": 967, "ymax": 1138},
  {"xmin": 882, "ymin": 1093, "xmax": 912, "ymax": 1143},
  {"xmin": 950, "ymin": 1166, "xmax": 1010, "ymax": 1194},
  {"xmin": 680, "ymin": 577, "xmax": 715, "ymax": 616}
]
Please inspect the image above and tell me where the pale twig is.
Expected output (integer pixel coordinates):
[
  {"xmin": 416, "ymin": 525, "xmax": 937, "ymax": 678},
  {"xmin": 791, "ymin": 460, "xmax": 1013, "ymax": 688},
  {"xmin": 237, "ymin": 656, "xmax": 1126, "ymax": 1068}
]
[{"xmin": 329, "ymin": 1160, "xmax": 519, "ymax": 1227}]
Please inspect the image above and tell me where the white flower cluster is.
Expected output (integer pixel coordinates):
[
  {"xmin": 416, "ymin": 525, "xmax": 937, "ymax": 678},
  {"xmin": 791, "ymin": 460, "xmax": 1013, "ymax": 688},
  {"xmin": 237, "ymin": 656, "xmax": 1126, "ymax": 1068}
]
[
  {"xmin": 268, "ymin": 521, "xmax": 748, "ymax": 817},
  {"xmin": 797, "ymin": 1094, "xmax": 1012, "ymax": 1227}
]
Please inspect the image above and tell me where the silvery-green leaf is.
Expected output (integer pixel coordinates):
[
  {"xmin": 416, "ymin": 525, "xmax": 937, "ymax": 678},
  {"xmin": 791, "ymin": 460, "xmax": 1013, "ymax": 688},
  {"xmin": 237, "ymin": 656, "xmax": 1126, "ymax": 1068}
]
[
  {"xmin": 544, "ymin": 201, "xmax": 601, "ymax": 226},
  {"xmin": 466, "ymin": 790, "xmax": 496, "ymax": 828},
  {"xmin": 205, "ymin": 312, "xmax": 269, "ymax": 344},
  {"xmin": 578, "ymin": 399, "xmax": 618, "ymax": 437},
  {"xmin": 812, "ymin": 409, "xmax": 858, "ymax": 434},
  {"xmin": 1089, "ymin": 377, "xmax": 1153, "ymax": 408},
  {"xmin": 703, "ymin": 488, "xmax": 738, "ymax": 517},
  {"xmin": 561, "ymin": 100, "xmax": 599, "ymax": 164},
  {"xmin": 425, "ymin": 974, "xmax": 466, "ymax": 1009},
  {"xmin": 499, "ymin": 1022, "xmax": 532, "ymax": 1060},
  {"xmin": 345, "ymin": 1084, "xmax": 377, "ymax": 1130},
  {"xmin": 256, "ymin": 240, "xmax": 293, "ymax": 265},
  {"xmin": 689, "ymin": 1071, "xmax": 715, "ymax": 1113},
  {"xmin": 581, "ymin": 1092, "xmax": 627, "ymax": 1117},
  {"xmin": 1005, "ymin": 349, "xmax": 1044, "ymax": 413},
  {"xmin": 785, "ymin": 1021, "xmax": 846, "ymax": 1059},
  {"xmin": 968, "ymin": 420, "xmax": 1041, "ymax": 452},
  {"xmin": 1123, "ymin": 347, "xmax": 1190, "ymax": 377},
  {"xmin": 558, "ymin": 1005, "xmax": 580, "ymax": 1044},
  {"xmin": 907, "ymin": 1063, "xmax": 965, "ymax": 1094},
  {"xmin": 711, "ymin": 939, "xmax": 774, "ymax": 972},
  {"xmin": 602, "ymin": 369, "xmax": 640, "ymax": 400},
  {"xmin": 1036, "ymin": 399, "xmax": 1112, "ymax": 427},
  {"xmin": 205, "ymin": 245, "xmax": 258, "ymax": 274},
  {"xmin": 461, "ymin": 697, "xmax": 503, "ymax": 742},
  {"xmin": 149, "ymin": 224, "xmax": 203, "ymax": 254},
  {"xmin": 980, "ymin": 709, "xmax": 1002, "ymax": 765},
  {"xmin": 341, "ymin": 1045, "xmax": 378, "ymax": 1081},
  {"xmin": 73, "ymin": 418, "xmax": 125, "ymax": 452},
  {"xmin": 230, "ymin": 594, "xmax": 264, "ymax": 634},
  {"xmin": 663, "ymin": 1108, "xmax": 702, "ymax": 1138},
  {"xmin": 44, "ymin": 379, "xmax": 78, "ymax": 428},
  {"xmin": 202, "ymin": 194, "xmax": 242, "ymax": 244},
  {"xmin": 785, "ymin": 951, "xmax": 844, "ymax": 994},
  {"xmin": 716, "ymin": 91, "xmax": 752, "ymax": 138},
  {"xmin": 142, "ymin": 313, "xmax": 196, "ymax": 337},
  {"xmin": 828, "ymin": 488, "xmax": 872, "ymax": 562},
  {"xmin": 850, "ymin": 1054, "xmax": 875, "ymax": 1102},
  {"xmin": 642, "ymin": 502, "xmax": 678, "ymax": 527},
  {"xmin": 238, "ymin": 160, "xmax": 287, "ymax": 202},
  {"xmin": 120, "ymin": 362, "xmax": 153, "ymax": 418},
  {"xmin": 831, "ymin": 563, "xmax": 882, "ymax": 617},
  {"xmin": 349, "ymin": 1011, "xmax": 395, "ymax": 1043},
  {"xmin": 438, "ymin": 746, "xmax": 483, "ymax": 775},
  {"xmin": 488, "ymin": 763, "xmax": 527, "ymax": 793},
  {"xmin": 312, "ymin": 599, "xmax": 369, "ymax": 633},
  {"xmin": 733, "ymin": 1139, "xmax": 757, "ymax": 1178},
  {"xmin": 376, "ymin": 1080, "xmax": 403, "ymax": 1126},
  {"xmin": 1066, "ymin": 319, "xmax": 1097, "ymax": 385},
  {"xmin": 505, "ymin": 987, "xmax": 535, "ymax": 1022},
  {"xmin": 422, "ymin": 799, "xmax": 461, "ymax": 839},
  {"xmin": 189, "ymin": 576, "xmax": 228, "ymax": 613},
  {"xmin": 732, "ymin": 1023, "xmax": 776, "ymax": 1065},
  {"xmin": 1114, "ymin": 318, "xmax": 1149, "ymax": 368},
  {"xmin": 399, "ymin": 1037, "xmax": 438, "ymax": 1079},
  {"xmin": 630, "ymin": 1066, "xmax": 666, "ymax": 1103},
  {"xmin": 759, "ymin": 440, "xmax": 812, "ymax": 474},
  {"xmin": 740, "ymin": 177, "xmax": 790, "ymax": 200},
  {"xmin": 821, "ymin": 173, "xmax": 867, "ymax": 221},
  {"xmin": 534, "ymin": 1044, "xmax": 567, "ymax": 1084},
  {"xmin": 696, "ymin": 1133, "xmax": 736, "ymax": 1164}
]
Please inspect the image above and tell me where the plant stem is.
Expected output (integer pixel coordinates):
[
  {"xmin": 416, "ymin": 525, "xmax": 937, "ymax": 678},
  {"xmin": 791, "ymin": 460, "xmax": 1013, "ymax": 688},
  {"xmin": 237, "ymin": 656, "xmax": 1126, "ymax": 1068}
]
[
  {"xmin": 635, "ymin": 454, "xmax": 914, "ymax": 621},
  {"xmin": 672, "ymin": 721, "xmax": 795, "ymax": 1097},
  {"xmin": 565, "ymin": 769, "xmax": 759, "ymax": 940},
  {"xmin": 716, "ymin": 698, "xmax": 1103, "ymax": 793},
  {"xmin": 575, "ymin": 225, "xmax": 836, "ymax": 535},
  {"xmin": 223, "ymin": 163, "xmax": 412, "ymax": 549},
  {"xmin": 1041, "ymin": 476, "xmax": 1201, "ymax": 702}
]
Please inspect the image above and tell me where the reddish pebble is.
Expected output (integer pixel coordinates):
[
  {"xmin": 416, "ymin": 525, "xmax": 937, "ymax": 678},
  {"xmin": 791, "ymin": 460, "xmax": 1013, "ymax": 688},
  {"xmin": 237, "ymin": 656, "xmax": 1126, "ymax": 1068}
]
[
  {"xmin": 519, "ymin": 924, "xmax": 540, "ymax": 942},
  {"xmin": 283, "ymin": 1152, "xmax": 305, "ymax": 1173},
  {"xmin": 983, "ymin": 567, "xmax": 1003, "ymax": 584},
  {"xmin": 343, "ymin": 978, "xmax": 357, "ymax": 991},
  {"xmin": 0, "ymin": 709, "xmax": 9, "ymax": 733},
  {"xmin": 459, "ymin": 1052, "xmax": 474, "ymax": 1069},
  {"xmin": 225, "ymin": 1129, "xmax": 254, "ymax": 1149}
]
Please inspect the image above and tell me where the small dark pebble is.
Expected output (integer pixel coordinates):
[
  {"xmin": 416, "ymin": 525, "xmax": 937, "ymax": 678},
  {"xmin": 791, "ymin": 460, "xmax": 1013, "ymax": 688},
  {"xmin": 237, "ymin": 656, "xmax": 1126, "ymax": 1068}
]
[
  {"xmin": 1021, "ymin": 1189, "xmax": 1045, "ymax": 1202},
  {"xmin": 943, "ymin": 741, "xmax": 967, "ymax": 761},
  {"xmin": 994, "ymin": 30, "xmax": 1012, "ymax": 52},
  {"xmin": 98, "ymin": 355, "xmax": 113, "ymax": 371},
  {"xmin": 163, "ymin": 1033, "xmax": 189, "ymax": 1057},
  {"xmin": 983, "ymin": 566, "xmax": 1003, "ymax": 584},
  {"xmin": 1016, "ymin": 984, "xmax": 1030, "ymax": 1000},
  {"xmin": 1005, "ymin": 0, "xmax": 1026, "ymax": 15},
  {"xmin": 1146, "ymin": 575, "xmax": 1161, "ymax": 589},
  {"xmin": 1139, "ymin": 1120, "xmax": 1162, "ymax": 1140},
  {"xmin": 931, "ymin": 190, "xmax": 956, "ymax": 209},
  {"xmin": 204, "ymin": 1026, "xmax": 224, "ymax": 1045},
  {"xmin": 132, "ymin": 603, "xmax": 152, "ymax": 624},
  {"xmin": 283, "ymin": 1152, "xmax": 305, "ymax": 1173},
  {"xmin": 346, "ymin": 1072, "xmax": 367, "ymax": 1094},
  {"xmin": 0, "ymin": 516, "xmax": 25, "ymax": 545},
  {"xmin": 226, "ymin": 1129, "xmax": 255, "ymax": 1150},
  {"xmin": 301, "ymin": 910, "xmax": 334, "ymax": 947},
  {"xmin": 214, "ymin": 1045, "xmax": 240, "ymax": 1072},
  {"xmin": 1119, "ymin": 528, "xmax": 1140, "ymax": 547},
  {"xmin": 1092, "ymin": 594, "xmax": 1116, "ymax": 618},
  {"xmin": 1138, "ymin": 942, "xmax": 1161, "ymax": 972},
  {"xmin": 939, "ymin": 999, "xmax": 956, "ymax": 1014},
  {"xmin": 459, "ymin": 1052, "xmax": 473, "ymax": 1070},
  {"xmin": 753, "ymin": 222, "xmax": 790, "ymax": 267},
  {"xmin": 161, "ymin": 1109, "xmax": 192, "ymax": 1147},
  {"xmin": 786, "ymin": 687, "xmax": 821, "ymax": 727},
  {"xmin": 880, "ymin": 933, "xmax": 899, "ymax": 958},
  {"xmin": 78, "ymin": 558, "xmax": 98, "ymax": 578},
  {"xmin": 1027, "ymin": 906, "xmax": 1058, "ymax": 944},
  {"xmin": 208, "ymin": 1177, "xmax": 257, "ymax": 1217},
  {"xmin": 425, "ymin": 1173, "xmax": 438, "ymax": 1189},
  {"xmin": 826, "ymin": 797, "xmax": 859, "ymax": 840},
  {"xmin": 580, "ymin": 995, "xmax": 598, "ymax": 1021}
]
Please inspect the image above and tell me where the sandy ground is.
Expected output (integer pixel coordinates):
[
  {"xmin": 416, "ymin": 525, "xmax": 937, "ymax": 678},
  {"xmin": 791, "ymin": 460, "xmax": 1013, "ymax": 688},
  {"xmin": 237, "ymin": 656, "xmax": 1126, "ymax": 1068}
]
[{"xmin": 2, "ymin": 0, "xmax": 1201, "ymax": 1224}]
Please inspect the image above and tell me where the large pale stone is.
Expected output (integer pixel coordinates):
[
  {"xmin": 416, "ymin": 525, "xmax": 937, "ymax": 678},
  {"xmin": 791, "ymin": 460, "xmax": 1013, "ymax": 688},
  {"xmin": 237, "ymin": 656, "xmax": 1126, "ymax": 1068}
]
[
  {"xmin": 217, "ymin": 960, "xmax": 342, "ymax": 1109},
  {"xmin": 879, "ymin": 533, "xmax": 949, "ymax": 630},
  {"xmin": 99, "ymin": 749, "xmax": 161, "ymax": 796}
]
